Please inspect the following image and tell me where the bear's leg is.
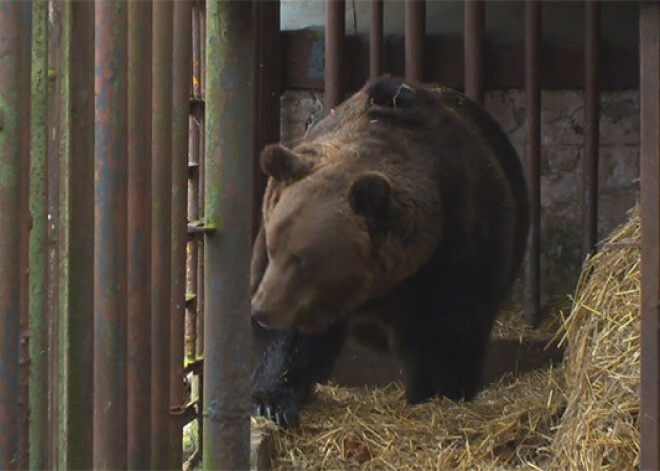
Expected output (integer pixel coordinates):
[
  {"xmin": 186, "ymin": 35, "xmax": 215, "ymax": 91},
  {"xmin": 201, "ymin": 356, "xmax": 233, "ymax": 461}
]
[
  {"xmin": 400, "ymin": 331, "xmax": 439, "ymax": 404},
  {"xmin": 433, "ymin": 326, "xmax": 491, "ymax": 401},
  {"xmin": 251, "ymin": 321, "xmax": 347, "ymax": 427}
]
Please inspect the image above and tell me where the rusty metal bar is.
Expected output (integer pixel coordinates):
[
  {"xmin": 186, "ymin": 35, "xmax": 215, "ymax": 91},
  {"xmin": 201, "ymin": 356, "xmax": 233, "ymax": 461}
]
[
  {"xmin": 151, "ymin": 1, "xmax": 174, "ymax": 468},
  {"xmin": 192, "ymin": 1, "xmax": 202, "ymax": 100},
  {"xmin": 196, "ymin": 113, "xmax": 205, "ymax": 361},
  {"xmin": 523, "ymin": 0, "xmax": 541, "ymax": 327},
  {"xmin": 56, "ymin": 1, "xmax": 95, "ymax": 468},
  {"xmin": 171, "ymin": 1, "xmax": 193, "ymax": 467},
  {"xmin": 127, "ymin": 1, "xmax": 153, "ymax": 469},
  {"xmin": 0, "ymin": 2, "xmax": 31, "ymax": 468},
  {"xmin": 29, "ymin": 1, "xmax": 49, "ymax": 468},
  {"xmin": 94, "ymin": 1, "xmax": 129, "ymax": 468},
  {"xmin": 582, "ymin": 1, "xmax": 600, "ymax": 259},
  {"xmin": 253, "ymin": 0, "xmax": 281, "ymax": 241},
  {"xmin": 405, "ymin": 0, "xmax": 425, "ymax": 83},
  {"xmin": 370, "ymin": 0, "xmax": 383, "ymax": 80},
  {"xmin": 204, "ymin": 1, "xmax": 253, "ymax": 468},
  {"xmin": 464, "ymin": 0, "xmax": 485, "ymax": 104},
  {"xmin": 640, "ymin": 4, "xmax": 660, "ymax": 469},
  {"xmin": 324, "ymin": 0, "xmax": 345, "ymax": 110}
]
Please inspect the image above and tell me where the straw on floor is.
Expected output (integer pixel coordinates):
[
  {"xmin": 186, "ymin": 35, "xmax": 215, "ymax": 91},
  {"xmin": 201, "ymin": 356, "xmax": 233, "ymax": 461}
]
[{"xmin": 260, "ymin": 205, "xmax": 641, "ymax": 470}]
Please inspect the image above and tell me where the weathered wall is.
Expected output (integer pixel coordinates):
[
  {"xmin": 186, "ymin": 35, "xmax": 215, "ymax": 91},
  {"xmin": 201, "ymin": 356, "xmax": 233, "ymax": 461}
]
[{"xmin": 279, "ymin": 88, "xmax": 640, "ymax": 306}]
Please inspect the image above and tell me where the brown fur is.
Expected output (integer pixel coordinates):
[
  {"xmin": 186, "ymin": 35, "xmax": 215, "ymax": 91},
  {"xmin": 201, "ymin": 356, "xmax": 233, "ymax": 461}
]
[{"xmin": 250, "ymin": 76, "xmax": 529, "ymax": 427}]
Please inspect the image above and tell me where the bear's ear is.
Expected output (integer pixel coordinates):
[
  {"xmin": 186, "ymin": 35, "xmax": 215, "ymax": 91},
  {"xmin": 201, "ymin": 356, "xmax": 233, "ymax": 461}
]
[
  {"xmin": 348, "ymin": 172, "xmax": 392, "ymax": 224},
  {"xmin": 260, "ymin": 144, "xmax": 316, "ymax": 182}
]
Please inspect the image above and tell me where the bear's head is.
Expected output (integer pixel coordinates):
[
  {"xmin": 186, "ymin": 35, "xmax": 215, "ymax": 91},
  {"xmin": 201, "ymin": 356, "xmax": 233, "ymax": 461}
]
[{"xmin": 251, "ymin": 144, "xmax": 393, "ymax": 334}]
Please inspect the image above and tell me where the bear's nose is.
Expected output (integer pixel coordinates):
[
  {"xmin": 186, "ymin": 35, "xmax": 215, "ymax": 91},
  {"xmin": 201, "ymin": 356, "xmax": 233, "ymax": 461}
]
[{"xmin": 251, "ymin": 306, "xmax": 272, "ymax": 329}]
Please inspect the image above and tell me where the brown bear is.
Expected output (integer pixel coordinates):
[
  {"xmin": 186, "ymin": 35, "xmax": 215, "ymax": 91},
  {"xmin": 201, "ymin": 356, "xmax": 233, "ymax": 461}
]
[{"xmin": 250, "ymin": 75, "xmax": 529, "ymax": 427}]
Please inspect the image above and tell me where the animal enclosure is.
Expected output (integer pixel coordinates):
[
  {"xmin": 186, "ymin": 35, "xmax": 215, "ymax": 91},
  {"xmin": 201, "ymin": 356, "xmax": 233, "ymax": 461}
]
[{"xmin": 0, "ymin": 1, "xmax": 658, "ymax": 470}]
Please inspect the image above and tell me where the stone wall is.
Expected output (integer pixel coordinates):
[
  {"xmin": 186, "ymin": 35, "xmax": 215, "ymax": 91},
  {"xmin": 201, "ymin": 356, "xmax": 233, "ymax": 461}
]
[{"xmin": 279, "ymin": 88, "xmax": 640, "ymax": 307}]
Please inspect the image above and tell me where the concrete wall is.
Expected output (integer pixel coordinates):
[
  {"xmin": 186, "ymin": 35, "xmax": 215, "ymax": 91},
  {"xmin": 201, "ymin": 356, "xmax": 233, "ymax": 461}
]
[{"xmin": 279, "ymin": 88, "xmax": 639, "ymax": 306}]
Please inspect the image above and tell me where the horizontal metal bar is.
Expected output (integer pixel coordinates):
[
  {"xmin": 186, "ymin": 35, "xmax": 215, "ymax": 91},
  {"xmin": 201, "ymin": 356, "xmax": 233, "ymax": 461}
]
[{"xmin": 188, "ymin": 221, "xmax": 216, "ymax": 235}]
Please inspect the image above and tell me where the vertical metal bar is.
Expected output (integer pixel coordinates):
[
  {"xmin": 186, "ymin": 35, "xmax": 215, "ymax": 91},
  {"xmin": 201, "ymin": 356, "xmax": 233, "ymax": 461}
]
[
  {"xmin": 94, "ymin": 1, "xmax": 128, "ymax": 468},
  {"xmin": 640, "ymin": 4, "xmax": 660, "ymax": 469},
  {"xmin": 17, "ymin": 2, "xmax": 33, "ymax": 468},
  {"xmin": 325, "ymin": 0, "xmax": 345, "ymax": 110},
  {"xmin": 196, "ymin": 114, "xmax": 205, "ymax": 362},
  {"xmin": 171, "ymin": 1, "xmax": 193, "ymax": 468},
  {"xmin": 186, "ymin": 118, "xmax": 200, "ymax": 362},
  {"xmin": 464, "ymin": 0, "xmax": 485, "ymax": 104},
  {"xmin": 370, "ymin": 0, "xmax": 383, "ymax": 80},
  {"xmin": 582, "ymin": 1, "xmax": 600, "ymax": 259},
  {"xmin": 204, "ymin": 1, "xmax": 253, "ymax": 468},
  {"xmin": 58, "ymin": 1, "xmax": 95, "ymax": 468},
  {"xmin": 253, "ymin": 0, "xmax": 281, "ymax": 241},
  {"xmin": 29, "ymin": 1, "xmax": 49, "ymax": 468},
  {"xmin": 523, "ymin": 0, "xmax": 541, "ymax": 327},
  {"xmin": 127, "ymin": 2, "xmax": 153, "ymax": 469},
  {"xmin": 0, "ymin": 2, "xmax": 31, "ymax": 468},
  {"xmin": 151, "ymin": 1, "xmax": 173, "ymax": 468},
  {"xmin": 405, "ymin": 0, "xmax": 425, "ymax": 83}
]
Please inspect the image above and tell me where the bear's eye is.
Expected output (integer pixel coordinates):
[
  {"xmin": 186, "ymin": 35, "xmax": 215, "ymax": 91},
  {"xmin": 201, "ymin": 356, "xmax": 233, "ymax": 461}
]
[{"xmin": 292, "ymin": 254, "xmax": 310, "ymax": 272}]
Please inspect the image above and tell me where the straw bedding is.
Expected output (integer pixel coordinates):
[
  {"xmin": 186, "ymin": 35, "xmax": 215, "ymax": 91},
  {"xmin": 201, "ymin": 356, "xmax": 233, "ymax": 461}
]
[{"xmin": 262, "ymin": 205, "xmax": 641, "ymax": 470}]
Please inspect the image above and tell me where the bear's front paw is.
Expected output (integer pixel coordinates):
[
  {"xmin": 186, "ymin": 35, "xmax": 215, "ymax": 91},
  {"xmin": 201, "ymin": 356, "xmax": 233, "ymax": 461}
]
[{"xmin": 252, "ymin": 388, "xmax": 302, "ymax": 428}]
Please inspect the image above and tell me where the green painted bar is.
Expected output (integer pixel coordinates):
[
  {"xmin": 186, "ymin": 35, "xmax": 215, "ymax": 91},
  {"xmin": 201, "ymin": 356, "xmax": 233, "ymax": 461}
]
[
  {"xmin": 203, "ymin": 1, "xmax": 254, "ymax": 469},
  {"xmin": 57, "ymin": 1, "xmax": 95, "ymax": 468},
  {"xmin": 29, "ymin": 1, "xmax": 49, "ymax": 468},
  {"xmin": 170, "ymin": 0, "xmax": 193, "ymax": 468}
]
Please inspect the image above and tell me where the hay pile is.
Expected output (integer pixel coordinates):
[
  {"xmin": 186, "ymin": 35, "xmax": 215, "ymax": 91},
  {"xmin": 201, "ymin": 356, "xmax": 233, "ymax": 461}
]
[
  {"xmin": 263, "ymin": 206, "xmax": 641, "ymax": 470},
  {"xmin": 548, "ymin": 206, "xmax": 641, "ymax": 471}
]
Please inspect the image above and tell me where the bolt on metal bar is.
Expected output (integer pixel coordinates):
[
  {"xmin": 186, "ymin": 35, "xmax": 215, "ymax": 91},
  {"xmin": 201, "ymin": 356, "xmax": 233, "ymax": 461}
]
[
  {"xmin": 29, "ymin": 1, "xmax": 49, "ymax": 468},
  {"xmin": 464, "ymin": 0, "xmax": 485, "ymax": 104},
  {"xmin": 127, "ymin": 1, "xmax": 153, "ymax": 468},
  {"xmin": 370, "ymin": 0, "xmax": 383, "ymax": 80},
  {"xmin": 171, "ymin": 1, "xmax": 193, "ymax": 468},
  {"xmin": 56, "ymin": 1, "xmax": 96, "ymax": 468},
  {"xmin": 523, "ymin": 0, "xmax": 541, "ymax": 327},
  {"xmin": 93, "ymin": 1, "xmax": 129, "ymax": 468},
  {"xmin": 151, "ymin": 0, "xmax": 174, "ymax": 468},
  {"xmin": 203, "ymin": 1, "xmax": 254, "ymax": 468},
  {"xmin": 582, "ymin": 0, "xmax": 600, "ymax": 259},
  {"xmin": 253, "ymin": 0, "xmax": 281, "ymax": 241},
  {"xmin": 325, "ymin": 0, "xmax": 345, "ymax": 111},
  {"xmin": 639, "ymin": 4, "xmax": 660, "ymax": 470},
  {"xmin": 0, "ymin": 2, "xmax": 31, "ymax": 468},
  {"xmin": 405, "ymin": 0, "xmax": 425, "ymax": 83}
]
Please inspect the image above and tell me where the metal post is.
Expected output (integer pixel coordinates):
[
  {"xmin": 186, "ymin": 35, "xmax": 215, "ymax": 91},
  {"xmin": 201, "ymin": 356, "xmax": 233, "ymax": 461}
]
[
  {"xmin": 405, "ymin": 0, "xmax": 425, "ymax": 83},
  {"xmin": 523, "ymin": 0, "xmax": 541, "ymax": 327},
  {"xmin": 370, "ymin": 0, "xmax": 383, "ymax": 80},
  {"xmin": 171, "ymin": 1, "xmax": 193, "ymax": 468},
  {"xmin": 127, "ymin": 2, "xmax": 153, "ymax": 469},
  {"xmin": 464, "ymin": 0, "xmax": 485, "ymax": 104},
  {"xmin": 204, "ymin": 1, "xmax": 254, "ymax": 468},
  {"xmin": 582, "ymin": 1, "xmax": 600, "ymax": 259},
  {"xmin": 151, "ymin": 1, "xmax": 173, "ymax": 468},
  {"xmin": 57, "ymin": 1, "xmax": 95, "ymax": 468},
  {"xmin": 640, "ymin": 4, "xmax": 660, "ymax": 470},
  {"xmin": 187, "ymin": 118, "xmax": 200, "ymax": 362},
  {"xmin": 253, "ymin": 0, "xmax": 281, "ymax": 241},
  {"xmin": 29, "ymin": 1, "xmax": 49, "ymax": 468},
  {"xmin": 325, "ymin": 0, "xmax": 345, "ymax": 111},
  {"xmin": 94, "ymin": 1, "xmax": 129, "ymax": 468},
  {"xmin": 0, "ymin": 2, "xmax": 31, "ymax": 468}
]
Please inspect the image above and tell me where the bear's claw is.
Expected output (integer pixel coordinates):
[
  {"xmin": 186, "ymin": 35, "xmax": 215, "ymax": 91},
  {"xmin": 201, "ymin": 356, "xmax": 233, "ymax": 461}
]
[{"xmin": 252, "ymin": 397, "xmax": 301, "ymax": 428}]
